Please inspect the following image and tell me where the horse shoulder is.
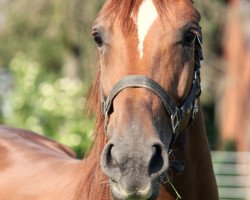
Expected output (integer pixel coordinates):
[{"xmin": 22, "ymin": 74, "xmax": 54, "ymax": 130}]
[
  {"xmin": 0, "ymin": 125, "xmax": 77, "ymax": 158},
  {"xmin": 0, "ymin": 125, "xmax": 83, "ymax": 200}
]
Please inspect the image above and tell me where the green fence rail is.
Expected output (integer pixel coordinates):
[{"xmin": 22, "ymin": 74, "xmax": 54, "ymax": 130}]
[{"xmin": 212, "ymin": 151, "xmax": 250, "ymax": 200}]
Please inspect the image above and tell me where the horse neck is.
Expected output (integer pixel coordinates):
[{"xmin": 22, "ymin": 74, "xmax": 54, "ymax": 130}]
[
  {"xmin": 171, "ymin": 104, "xmax": 218, "ymax": 200},
  {"xmin": 77, "ymin": 132, "xmax": 111, "ymax": 200}
]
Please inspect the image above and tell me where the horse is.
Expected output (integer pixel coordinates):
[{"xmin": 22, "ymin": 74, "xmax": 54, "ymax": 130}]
[{"xmin": 0, "ymin": 0, "xmax": 218, "ymax": 199}]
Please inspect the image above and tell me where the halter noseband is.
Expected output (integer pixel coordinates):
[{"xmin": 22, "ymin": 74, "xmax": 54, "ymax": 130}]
[{"xmin": 100, "ymin": 35, "xmax": 203, "ymax": 151}]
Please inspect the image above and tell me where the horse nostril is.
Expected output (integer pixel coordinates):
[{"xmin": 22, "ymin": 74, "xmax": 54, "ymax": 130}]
[
  {"xmin": 101, "ymin": 143, "xmax": 121, "ymax": 181},
  {"xmin": 102, "ymin": 143, "xmax": 116, "ymax": 168},
  {"xmin": 106, "ymin": 144, "xmax": 115, "ymax": 165},
  {"xmin": 149, "ymin": 144, "xmax": 165, "ymax": 176}
]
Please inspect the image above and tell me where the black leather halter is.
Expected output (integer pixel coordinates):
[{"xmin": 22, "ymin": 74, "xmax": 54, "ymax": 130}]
[{"xmin": 100, "ymin": 35, "xmax": 203, "ymax": 151}]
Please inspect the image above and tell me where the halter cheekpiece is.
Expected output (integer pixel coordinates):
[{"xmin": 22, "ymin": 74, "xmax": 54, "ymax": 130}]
[{"xmin": 100, "ymin": 35, "xmax": 203, "ymax": 151}]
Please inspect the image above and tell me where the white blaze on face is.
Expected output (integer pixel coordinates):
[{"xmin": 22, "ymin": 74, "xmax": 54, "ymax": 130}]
[{"xmin": 137, "ymin": 0, "xmax": 158, "ymax": 59}]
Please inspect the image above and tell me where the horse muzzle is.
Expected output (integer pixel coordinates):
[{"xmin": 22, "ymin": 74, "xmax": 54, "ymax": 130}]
[
  {"xmin": 110, "ymin": 179, "xmax": 153, "ymax": 200},
  {"xmin": 101, "ymin": 137, "xmax": 169, "ymax": 200}
]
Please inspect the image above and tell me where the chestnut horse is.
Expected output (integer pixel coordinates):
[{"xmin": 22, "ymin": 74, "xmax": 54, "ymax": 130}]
[{"xmin": 0, "ymin": 0, "xmax": 218, "ymax": 199}]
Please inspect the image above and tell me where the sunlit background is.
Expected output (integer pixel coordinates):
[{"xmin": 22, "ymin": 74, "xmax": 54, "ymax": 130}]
[
  {"xmin": 0, "ymin": 0, "xmax": 103, "ymax": 157},
  {"xmin": 0, "ymin": 0, "xmax": 249, "ymax": 198}
]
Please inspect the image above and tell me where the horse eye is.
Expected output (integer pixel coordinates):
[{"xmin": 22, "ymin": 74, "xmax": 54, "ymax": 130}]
[
  {"xmin": 183, "ymin": 31, "xmax": 196, "ymax": 46},
  {"xmin": 92, "ymin": 32, "xmax": 103, "ymax": 46}
]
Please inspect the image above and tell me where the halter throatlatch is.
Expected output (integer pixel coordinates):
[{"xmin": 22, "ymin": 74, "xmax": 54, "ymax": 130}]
[{"xmin": 100, "ymin": 35, "xmax": 203, "ymax": 151}]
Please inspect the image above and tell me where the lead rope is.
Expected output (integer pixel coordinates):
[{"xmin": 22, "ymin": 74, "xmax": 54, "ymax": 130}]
[
  {"xmin": 166, "ymin": 177, "xmax": 182, "ymax": 200},
  {"xmin": 165, "ymin": 150, "xmax": 182, "ymax": 200}
]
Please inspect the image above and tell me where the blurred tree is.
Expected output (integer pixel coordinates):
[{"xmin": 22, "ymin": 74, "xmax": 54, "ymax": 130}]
[
  {"xmin": 194, "ymin": 0, "xmax": 225, "ymax": 149},
  {"xmin": 218, "ymin": 0, "xmax": 250, "ymax": 151},
  {"xmin": 0, "ymin": 0, "xmax": 104, "ymax": 157},
  {"xmin": 0, "ymin": 0, "xmax": 102, "ymax": 81}
]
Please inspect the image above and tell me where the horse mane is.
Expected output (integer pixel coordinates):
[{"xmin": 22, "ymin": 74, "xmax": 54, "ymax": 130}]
[
  {"xmin": 85, "ymin": 69, "xmax": 106, "ymax": 159},
  {"xmin": 75, "ymin": 68, "xmax": 110, "ymax": 199}
]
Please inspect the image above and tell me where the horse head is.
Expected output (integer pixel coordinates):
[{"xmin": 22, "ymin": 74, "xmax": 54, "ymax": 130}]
[{"xmin": 92, "ymin": 0, "xmax": 202, "ymax": 199}]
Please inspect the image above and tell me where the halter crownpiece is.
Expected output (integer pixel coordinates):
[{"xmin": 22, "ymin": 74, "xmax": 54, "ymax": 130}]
[{"xmin": 100, "ymin": 35, "xmax": 203, "ymax": 151}]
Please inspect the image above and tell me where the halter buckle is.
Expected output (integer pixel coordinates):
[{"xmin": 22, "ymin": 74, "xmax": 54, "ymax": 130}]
[
  {"xmin": 101, "ymin": 101, "xmax": 106, "ymax": 114},
  {"xmin": 195, "ymin": 35, "xmax": 204, "ymax": 60},
  {"xmin": 192, "ymin": 99, "xmax": 199, "ymax": 120},
  {"xmin": 104, "ymin": 111, "xmax": 109, "ymax": 132},
  {"xmin": 171, "ymin": 112, "xmax": 180, "ymax": 134}
]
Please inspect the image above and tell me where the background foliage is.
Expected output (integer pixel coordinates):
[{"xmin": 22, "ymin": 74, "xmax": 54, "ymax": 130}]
[{"xmin": 0, "ymin": 0, "xmax": 227, "ymax": 157}]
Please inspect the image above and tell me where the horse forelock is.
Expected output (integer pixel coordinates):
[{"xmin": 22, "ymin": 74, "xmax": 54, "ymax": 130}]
[{"xmin": 103, "ymin": 0, "xmax": 170, "ymax": 34}]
